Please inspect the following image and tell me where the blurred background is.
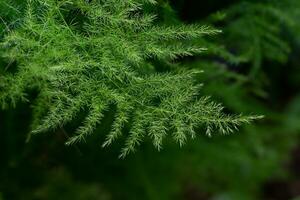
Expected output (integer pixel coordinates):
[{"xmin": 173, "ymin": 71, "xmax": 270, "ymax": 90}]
[{"xmin": 1, "ymin": 0, "xmax": 300, "ymax": 199}]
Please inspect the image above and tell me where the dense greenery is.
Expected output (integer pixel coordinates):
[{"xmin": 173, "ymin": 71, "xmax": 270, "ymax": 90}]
[
  {"xmin": 1, "ymin": 0, "xmax": 300, "ymax": 199},
  {"xmin": 0, "ymin": 0, "xmax": 259, "ymax": 157}
]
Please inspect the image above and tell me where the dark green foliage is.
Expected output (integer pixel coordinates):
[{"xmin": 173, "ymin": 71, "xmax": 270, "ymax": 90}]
[{"xmin": 1, "ymin": 0, "xmax": 300, "ymax": 199}]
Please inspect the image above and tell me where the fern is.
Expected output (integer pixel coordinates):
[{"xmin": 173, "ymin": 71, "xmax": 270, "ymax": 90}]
[
  {"xmin": 0, "ymin": 0, "xmax": 260, "ymax": 157},
  {"xmin": 218, "ymin": 0, "xmax": 300, "ymax": 78}
]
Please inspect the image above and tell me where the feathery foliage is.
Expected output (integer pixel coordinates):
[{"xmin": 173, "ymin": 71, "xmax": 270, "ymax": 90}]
[
  {"xmin": 1, "ymin": 0, "xmax": 300, "ymax": 199},
  {"xmin": 218, "ymin": 0, "xmax": 300, "ymax": 79},
  {"xmin": 0, "ymin": 0, "xmax": 260, "ymax": 157}
]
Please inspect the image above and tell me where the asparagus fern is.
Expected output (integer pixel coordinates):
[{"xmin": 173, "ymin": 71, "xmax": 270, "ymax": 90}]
[{"xmin": 0, "ymin": 0, "xmax": 260, "ymax": 157}]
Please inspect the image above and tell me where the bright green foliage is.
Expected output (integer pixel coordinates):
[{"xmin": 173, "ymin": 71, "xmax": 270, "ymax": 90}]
[
  {"xmin": 0, "ymin": 0, "xmax": 260, "ymax": 157},
  {"xmin": 1, "ymin": 0, "xmax": 300, "ymax": 200}
]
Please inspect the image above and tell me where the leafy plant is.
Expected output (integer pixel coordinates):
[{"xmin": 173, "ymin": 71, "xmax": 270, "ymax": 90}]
[{"xmin": 0, "ymin": 0, "xmax": 260, "ymax": 157}]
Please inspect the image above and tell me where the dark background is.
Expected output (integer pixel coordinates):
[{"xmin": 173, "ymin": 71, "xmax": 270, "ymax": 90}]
[{"xmin": 1, "ymin": 0, "xmax": 300, "ymax": 199}]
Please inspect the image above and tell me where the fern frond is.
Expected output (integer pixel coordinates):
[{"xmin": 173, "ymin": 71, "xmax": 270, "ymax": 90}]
[{"xmin": 0, "ymin": 0, "xmax": 261, "ymax": 157}]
